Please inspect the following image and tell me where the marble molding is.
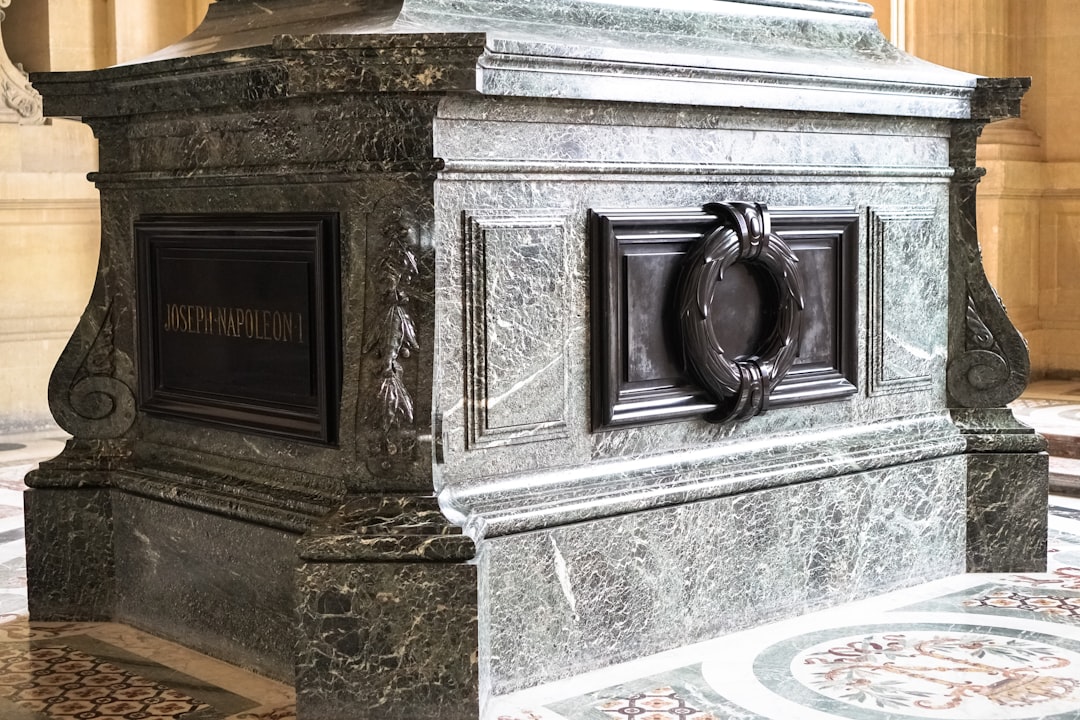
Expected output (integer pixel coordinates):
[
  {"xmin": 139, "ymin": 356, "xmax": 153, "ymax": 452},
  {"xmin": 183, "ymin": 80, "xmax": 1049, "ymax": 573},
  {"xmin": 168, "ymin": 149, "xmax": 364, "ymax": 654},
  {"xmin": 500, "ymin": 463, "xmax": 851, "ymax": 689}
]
[
  {"xmin": 296, "ymin": 562, "xmax": 478, "ymax": 720},
  {"xmin": 110, "ymin": 493, "xmax": 300, "ymax": 681},
  {"xmin": 24, "ymin": 488, "xmax": 115, "ymax": 622},
  {"xmin": 295, "ymin": 496, "xmax": 478, "ymax": 720},
  {"xmin": 955, "ymin": 408, "xmax": 1049, "ymax": 573},
  {"xmin": 946, "ymin": 78, "xmax": 1032, "ymax": 411},
  {"xmin": 22, "ymin": 0, "xmax": 1047, "ymax": 718}
]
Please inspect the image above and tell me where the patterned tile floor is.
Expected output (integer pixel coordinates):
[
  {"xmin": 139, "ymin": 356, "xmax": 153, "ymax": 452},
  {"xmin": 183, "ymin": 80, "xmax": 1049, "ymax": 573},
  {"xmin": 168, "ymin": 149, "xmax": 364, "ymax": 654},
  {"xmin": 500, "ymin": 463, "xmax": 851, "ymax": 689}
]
[{"xmin": 0, "ymin": 430, "xmax": 297, "ymax": 720}]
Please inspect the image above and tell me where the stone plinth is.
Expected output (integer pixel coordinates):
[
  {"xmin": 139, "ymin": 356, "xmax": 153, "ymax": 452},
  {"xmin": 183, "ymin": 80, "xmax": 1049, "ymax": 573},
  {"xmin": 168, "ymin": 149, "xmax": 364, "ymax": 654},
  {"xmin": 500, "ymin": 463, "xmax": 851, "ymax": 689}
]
[{"xmin": 24, "ymin": 1, "xmax": 1046, "ymax": 718}]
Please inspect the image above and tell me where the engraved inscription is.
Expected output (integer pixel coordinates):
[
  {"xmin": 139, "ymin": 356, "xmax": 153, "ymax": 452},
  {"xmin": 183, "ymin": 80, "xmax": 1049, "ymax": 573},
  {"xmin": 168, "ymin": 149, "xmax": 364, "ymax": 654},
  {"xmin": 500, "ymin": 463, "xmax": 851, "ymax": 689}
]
[{"xmin": 163, "ymin": 303, "xmax": 305, "ymax": 344}]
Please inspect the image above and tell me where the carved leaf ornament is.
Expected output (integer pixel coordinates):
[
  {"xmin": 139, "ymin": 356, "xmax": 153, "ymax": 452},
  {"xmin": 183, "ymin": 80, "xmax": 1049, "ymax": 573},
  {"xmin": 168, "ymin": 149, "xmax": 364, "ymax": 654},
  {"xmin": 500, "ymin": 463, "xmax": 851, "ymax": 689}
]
[
  {"xmin": 677, "ymin": 202, "xmax": 804, "ymax": 424},
  {"xmin": 364, "ymin": 217, "xmax": 420, "ymax": 433}
]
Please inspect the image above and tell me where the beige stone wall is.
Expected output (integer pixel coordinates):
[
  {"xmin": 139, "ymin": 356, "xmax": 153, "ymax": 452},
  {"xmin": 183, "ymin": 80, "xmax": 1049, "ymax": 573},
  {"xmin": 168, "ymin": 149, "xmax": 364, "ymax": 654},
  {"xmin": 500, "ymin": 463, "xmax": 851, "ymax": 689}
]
[
  {"xmin": 4, "ymin": 0, "xmax": 211, "ymax": 71},
  {"xmin": 868, "ymin": 0, "xmax": 1080, "ymax": 379},
  {"xmin": 0, "ymin": 0, "xmax": 209, "ymax": 430},
  {"xmin": 1033, "ymin": 2, "xmax": 1080, "ymax": 375},
  {"xmin": 0, "ymin": 135, "xmax": 99, "ymax": 430}
]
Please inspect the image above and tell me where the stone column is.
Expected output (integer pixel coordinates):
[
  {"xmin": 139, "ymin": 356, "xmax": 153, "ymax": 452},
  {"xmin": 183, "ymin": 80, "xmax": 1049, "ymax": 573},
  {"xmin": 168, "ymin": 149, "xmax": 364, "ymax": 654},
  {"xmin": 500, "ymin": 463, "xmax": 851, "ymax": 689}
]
[
  {"xmin": 0, "ymin": 0, "xmax": 212, "ymax": 433},
  {"xmin": 908, "ymin": 0, "xmax": 1043, "ymax": 360},
  {"xmin": 107, "ymin": 0, "xmax": 212, "ymax": 65},
  {"xmin": 906, "ymin": 0, "xmax": 1010, "ymax": 77},
  {"xmin": 1029, "ymin": 1, "xmax": 1080, "ymax": 375}
]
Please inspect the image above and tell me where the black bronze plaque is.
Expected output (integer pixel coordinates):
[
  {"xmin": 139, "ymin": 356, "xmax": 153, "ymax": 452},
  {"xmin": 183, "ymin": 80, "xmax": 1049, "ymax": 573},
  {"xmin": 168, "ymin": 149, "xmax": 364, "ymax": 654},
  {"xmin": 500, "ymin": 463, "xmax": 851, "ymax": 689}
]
[
  {"xmin": 590, "ymin": 206, "xmax": 858, "ymax": 430},
  {"xmin": 136, "ymin": 214, "xmax": 341, "ymax": 443}
]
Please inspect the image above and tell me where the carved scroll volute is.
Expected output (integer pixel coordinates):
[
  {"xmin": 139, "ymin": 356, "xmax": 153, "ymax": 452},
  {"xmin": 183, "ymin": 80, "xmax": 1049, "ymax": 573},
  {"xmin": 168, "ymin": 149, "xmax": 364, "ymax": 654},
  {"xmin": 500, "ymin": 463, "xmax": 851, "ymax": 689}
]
[
  {"xmin": 946, "ymin": 78, "xmax": 1031, "ymax": 408},
  {"xmin": 677, "ymin": 202, "xmax": 804, "ymax": 424},
  {"xmin": 48, "ymin": 296, "xmax": 137, "ymax": 440},
  {"xmin": 0, "ymin": 0, "xmax": 44, "ymax": 125}
]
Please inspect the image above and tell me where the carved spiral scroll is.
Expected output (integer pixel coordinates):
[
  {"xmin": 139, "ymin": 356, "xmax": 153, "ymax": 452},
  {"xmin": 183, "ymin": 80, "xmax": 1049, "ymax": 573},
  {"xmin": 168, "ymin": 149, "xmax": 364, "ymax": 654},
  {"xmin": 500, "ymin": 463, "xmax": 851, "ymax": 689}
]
[
  {"xmin": 677, "ymin": 202, "xmax": 804, "ymax": 424},
  {"xmin": 49, "ymin": 299, "xmax": 136, "ymax": 439},
  {"xmin": 947, "ymin": 295, "xmax": 1027, "ymax": 407}
]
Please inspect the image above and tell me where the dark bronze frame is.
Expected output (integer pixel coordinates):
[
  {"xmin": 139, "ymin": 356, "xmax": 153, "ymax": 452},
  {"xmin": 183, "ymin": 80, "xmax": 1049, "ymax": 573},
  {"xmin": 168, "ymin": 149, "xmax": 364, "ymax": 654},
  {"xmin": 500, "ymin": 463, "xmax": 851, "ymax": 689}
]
[
  {"xmin": 135, "ymin": 213, "xmax": 341, "ymax": 444},
  {"xmin": 590, "ymin": 205, "xmax": 859, "ymax": 431}
]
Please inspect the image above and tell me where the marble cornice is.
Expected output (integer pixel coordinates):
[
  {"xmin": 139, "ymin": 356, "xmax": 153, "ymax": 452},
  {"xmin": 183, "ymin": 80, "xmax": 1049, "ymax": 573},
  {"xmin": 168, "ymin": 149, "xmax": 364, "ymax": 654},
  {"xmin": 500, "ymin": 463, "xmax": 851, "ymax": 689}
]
[
  {"xmin": 30, "ymin": 0, "xmax": 981, "ymax": 122},
  {"xmin": 31, "ymin": 38, "xmax": 485, "ymax": 120}
]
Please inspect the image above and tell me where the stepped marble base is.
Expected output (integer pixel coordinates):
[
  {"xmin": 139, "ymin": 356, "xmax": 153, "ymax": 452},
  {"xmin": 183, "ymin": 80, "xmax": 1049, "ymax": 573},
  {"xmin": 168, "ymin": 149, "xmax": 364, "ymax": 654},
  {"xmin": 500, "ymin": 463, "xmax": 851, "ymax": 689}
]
[{"xmin": 23, "ymin": 1, "xmax": 1047, "ymax": 717}]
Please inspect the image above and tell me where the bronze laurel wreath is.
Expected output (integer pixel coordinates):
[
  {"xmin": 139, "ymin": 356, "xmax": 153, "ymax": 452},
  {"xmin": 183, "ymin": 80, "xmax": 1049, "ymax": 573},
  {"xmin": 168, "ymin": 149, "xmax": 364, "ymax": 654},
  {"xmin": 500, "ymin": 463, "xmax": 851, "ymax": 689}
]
[{"xmin": 677, "ymin": 202, "xmax": 804, "ymax": 424}]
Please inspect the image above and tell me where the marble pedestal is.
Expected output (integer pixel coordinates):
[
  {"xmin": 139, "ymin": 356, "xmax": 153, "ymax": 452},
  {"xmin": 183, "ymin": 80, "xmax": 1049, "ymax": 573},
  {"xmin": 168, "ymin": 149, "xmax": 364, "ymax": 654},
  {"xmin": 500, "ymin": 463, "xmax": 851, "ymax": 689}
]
[{"xmin": 25, "ymin": 1, "xmax": 1046, "ymax": 718}]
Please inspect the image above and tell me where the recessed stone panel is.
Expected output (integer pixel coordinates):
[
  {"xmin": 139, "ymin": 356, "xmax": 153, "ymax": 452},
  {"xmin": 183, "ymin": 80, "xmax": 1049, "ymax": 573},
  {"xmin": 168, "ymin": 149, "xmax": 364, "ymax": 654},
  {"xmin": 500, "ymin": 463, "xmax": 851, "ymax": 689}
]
[
  {"xmin": 463, "ymin": 211, "xmax": 572, "ymax": 448},
  {"xmin": 868, "ymin": 207, "xmax": 941, "ymax": 396}
]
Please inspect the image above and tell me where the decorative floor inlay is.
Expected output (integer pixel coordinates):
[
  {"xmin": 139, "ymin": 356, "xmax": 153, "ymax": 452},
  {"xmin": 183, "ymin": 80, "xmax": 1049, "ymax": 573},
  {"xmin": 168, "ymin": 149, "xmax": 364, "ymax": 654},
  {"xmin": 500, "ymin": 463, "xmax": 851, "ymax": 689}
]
[
  {"xmin": 0, "ymin": 622, "xmax": 294, "ymax": 720},
  {"xmin": 961, "ymin": 588, "xmax": 1080, "ymax": 618},
  {"xmin": 0, "ymin": 644, "xmax": 211, "ymax": 718},
  {"xmin": 1010, "ymin": 567, "xmax": 1080, "ymax": 591},
  {"xmin": 594, "ymin": 686, "xmax": 715, "ymax": 719},
  {"xmin": 773, "ymin": 626, "xmax": 1080, "ymax": 718}
]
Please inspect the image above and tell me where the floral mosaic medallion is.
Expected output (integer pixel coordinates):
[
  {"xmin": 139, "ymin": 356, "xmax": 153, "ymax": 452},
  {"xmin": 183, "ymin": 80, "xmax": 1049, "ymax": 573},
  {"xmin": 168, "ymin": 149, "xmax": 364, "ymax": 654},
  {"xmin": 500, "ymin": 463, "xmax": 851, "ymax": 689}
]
[
  {"xmin": 754, "ymin": 624, "xmax": 1080, "ymax": 720},
  {"xmin": 1011, "ymin": 567, "xmax": 1080, "ymax": 591}
]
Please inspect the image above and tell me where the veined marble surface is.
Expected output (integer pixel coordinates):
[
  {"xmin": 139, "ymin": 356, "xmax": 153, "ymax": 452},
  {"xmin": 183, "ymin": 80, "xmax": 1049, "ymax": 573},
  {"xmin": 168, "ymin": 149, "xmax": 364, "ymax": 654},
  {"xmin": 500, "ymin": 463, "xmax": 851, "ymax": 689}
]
[
  {"xmin": 433, "ymin": 100, "xmax": 954, "ymax": 535},
  {"xmin": 37, "ymin": 0, "xmax": 977, "ymax": 120},
  {"xmin": 22, "ymin": 3, "xmax": 1040, "ymax": 716},
  {"xmin": 478, "ymin": 457, "xmax": 965, "ymax": 694},
  {"xmin": 487, "ymin": 498, "xmax": 1077, "ymax": 720}
]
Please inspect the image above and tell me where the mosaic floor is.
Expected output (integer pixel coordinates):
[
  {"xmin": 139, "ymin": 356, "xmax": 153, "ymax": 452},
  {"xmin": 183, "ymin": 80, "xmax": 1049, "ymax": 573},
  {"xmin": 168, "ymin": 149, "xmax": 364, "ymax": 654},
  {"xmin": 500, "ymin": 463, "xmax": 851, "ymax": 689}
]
[{"xmin": 0, "ymin": 431, "xmax": 296, "ymax": 720}]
